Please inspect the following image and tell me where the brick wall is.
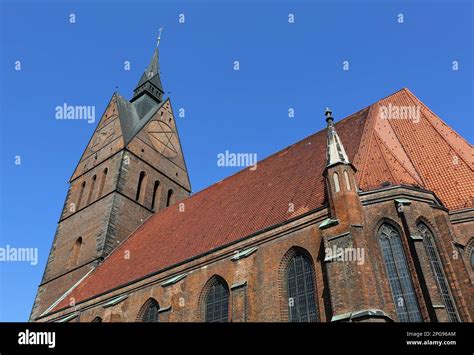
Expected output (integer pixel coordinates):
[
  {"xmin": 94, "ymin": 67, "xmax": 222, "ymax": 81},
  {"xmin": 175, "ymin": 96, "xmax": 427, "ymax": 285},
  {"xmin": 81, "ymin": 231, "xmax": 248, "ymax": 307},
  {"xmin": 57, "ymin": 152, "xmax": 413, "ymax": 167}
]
[{"xmin": 35, "ymin": 186, "xmax": 473, "ymax": 323}]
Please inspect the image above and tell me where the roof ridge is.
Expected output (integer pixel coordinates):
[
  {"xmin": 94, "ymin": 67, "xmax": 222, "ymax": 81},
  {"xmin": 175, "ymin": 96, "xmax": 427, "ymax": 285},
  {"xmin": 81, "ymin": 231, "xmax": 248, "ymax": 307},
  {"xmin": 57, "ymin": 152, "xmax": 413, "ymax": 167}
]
[
  {"xmin": 373, "ymin": 133, "xmax": 397, "ymax": 182},
  {"xmin": 378, "ymin": 91, "xmax": 428, "ymax": 186},
  {"xmin": 371, "ymin": 87, "xmax": 407, "ymax": 105},
  {"xmin": 375, "ymin": 130, "xmax": 423, "ymax": 186},
  {"xmin": 355, "ymin": 104, "xmax": 379, "ymax": 183},
  {"xmin": 351, "ymin": 106, "xmax": 373, "ymax": 169},
  {"xmin": 374, "ymin": 132, "xmax": 422, "ymax": 185},
  {"xmin": 374, "ymin": 132, "xmax": 400, "ymax": 183}
]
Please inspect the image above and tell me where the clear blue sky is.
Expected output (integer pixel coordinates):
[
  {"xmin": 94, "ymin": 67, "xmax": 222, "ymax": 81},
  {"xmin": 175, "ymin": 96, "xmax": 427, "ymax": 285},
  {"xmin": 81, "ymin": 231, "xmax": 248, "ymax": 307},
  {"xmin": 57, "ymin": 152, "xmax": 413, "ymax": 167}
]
[{"xmin": 0, "ymin": 0, "xmax": 472, "ymax": 321}]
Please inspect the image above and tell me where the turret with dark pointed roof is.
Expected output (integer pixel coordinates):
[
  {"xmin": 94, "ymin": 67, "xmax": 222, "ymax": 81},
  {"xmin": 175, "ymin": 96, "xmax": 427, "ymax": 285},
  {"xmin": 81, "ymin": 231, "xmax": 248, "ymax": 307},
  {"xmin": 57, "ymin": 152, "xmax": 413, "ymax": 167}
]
[{"xmin": 132, "ymin": 47, "xmax": 164, "ymax": 104}]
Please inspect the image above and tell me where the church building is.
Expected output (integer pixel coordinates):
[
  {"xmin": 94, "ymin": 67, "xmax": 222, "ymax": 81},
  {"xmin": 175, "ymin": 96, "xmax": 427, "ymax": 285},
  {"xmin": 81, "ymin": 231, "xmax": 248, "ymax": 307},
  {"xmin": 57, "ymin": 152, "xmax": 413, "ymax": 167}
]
[{"xmin": 31, "ymin": 44, "xmax": 474, "ymax": 323}]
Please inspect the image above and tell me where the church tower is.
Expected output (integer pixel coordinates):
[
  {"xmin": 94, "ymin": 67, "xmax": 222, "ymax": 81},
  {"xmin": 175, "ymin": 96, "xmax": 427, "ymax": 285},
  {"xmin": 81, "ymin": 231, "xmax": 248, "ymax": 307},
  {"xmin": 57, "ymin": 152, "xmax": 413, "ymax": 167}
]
[{"xmin": 30, "ymin": 43, "xmax": 191, "ymax": 320}]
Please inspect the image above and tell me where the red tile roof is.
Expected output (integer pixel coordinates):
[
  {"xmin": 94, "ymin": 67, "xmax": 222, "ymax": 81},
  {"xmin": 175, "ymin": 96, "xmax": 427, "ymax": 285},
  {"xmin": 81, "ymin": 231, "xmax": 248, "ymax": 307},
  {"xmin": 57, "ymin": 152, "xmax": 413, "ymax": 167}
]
[
  {"xmin": 48, "ymin": 88, "xmax": 473, "ymax": 315},
  {"xmin": 354, "ymin": 88, "xmax": 473, "ymax": 209}
]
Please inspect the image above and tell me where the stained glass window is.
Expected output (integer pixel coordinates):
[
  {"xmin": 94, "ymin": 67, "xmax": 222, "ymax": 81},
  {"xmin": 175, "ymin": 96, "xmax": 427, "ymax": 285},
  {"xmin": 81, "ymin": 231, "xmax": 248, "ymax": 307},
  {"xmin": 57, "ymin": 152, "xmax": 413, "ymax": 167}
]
[
  {"xmin": 141, "ymin": 299, "xmax": 159, "ymax": 322},
  {"xmin": 417, "ymin": 222, "xmax": 459, "ymax": 322},
  {"xmin": 287, "ymin": 253, "xmax": 318, "ymax": 322},
  {"xmin": 379, "ymin": 224, "xmax": 422, "ymax": 322},
  {"xmin": 205, "ymin": 280, "xmax": 229, "ymax": 322}
]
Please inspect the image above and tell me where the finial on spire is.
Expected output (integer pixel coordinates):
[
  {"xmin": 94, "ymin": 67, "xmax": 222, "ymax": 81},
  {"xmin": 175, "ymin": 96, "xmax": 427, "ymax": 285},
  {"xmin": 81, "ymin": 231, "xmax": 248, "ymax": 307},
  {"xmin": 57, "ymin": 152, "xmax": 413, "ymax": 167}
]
[
  {"xmin": 324, "ymin": 107, "xmax": 350, "ymax": 167},
  {"xmin": 325, "ymin": 107, "xmax": 334, "ymax": 124},
  {"xmin": 157, "ymin": 27, "xmax": 163, "ymax": 47}
]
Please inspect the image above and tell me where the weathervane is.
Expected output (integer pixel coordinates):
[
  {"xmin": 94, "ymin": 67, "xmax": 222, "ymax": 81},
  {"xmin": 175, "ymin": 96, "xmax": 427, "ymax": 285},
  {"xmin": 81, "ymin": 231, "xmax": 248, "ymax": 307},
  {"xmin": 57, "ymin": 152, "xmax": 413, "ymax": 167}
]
[{"xmin": 157, "ymin": 27, "xmax": 163, "ymax": 47}]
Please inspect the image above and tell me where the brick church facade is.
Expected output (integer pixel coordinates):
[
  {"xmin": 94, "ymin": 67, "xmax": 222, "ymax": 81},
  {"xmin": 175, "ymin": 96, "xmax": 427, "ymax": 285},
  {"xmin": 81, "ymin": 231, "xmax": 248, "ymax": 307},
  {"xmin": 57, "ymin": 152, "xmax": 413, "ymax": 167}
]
[{"xmin": 31, "ymin": 45, "xmax": 474, "ymax": 323}]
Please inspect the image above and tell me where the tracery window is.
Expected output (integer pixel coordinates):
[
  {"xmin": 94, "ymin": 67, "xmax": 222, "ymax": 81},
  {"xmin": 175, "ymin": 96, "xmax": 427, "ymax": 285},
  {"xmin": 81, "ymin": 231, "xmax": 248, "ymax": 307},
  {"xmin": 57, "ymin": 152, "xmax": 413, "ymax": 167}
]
[
  {"xmin": 417, "ymin": 222, "xmax": 459, "ymax": 322},
  {"xmin": 286, "ymin": 253, "xmax": 318, "ymax": 322},
  {"xmin": 378, "ymin": 223, "xmax": 422, "ymax": 322},
  {"xmin": 204, "ymin": 278, "xmax": 229, "ymax": 322}
]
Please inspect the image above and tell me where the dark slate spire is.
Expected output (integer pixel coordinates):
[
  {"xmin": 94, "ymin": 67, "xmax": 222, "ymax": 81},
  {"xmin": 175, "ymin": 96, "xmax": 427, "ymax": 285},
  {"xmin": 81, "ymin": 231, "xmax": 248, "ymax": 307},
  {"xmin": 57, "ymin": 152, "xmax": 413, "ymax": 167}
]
[
  {"xmin": 325, "ymin": 107, "xmax": 350, "ymax": 167},
  {"xmin": 132, "ymin": 47, "xmax": 164, "ymax": 103}
]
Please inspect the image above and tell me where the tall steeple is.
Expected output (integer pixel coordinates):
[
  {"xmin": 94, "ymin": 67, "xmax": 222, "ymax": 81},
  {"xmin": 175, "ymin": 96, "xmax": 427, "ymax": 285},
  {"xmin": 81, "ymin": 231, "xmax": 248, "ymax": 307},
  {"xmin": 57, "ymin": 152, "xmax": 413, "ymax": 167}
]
[
  {"xmin": 132, "ymin": 45, "xmax": 164, "ymax": 104},
  {"xmin": 31, "ymin": 33, "xmax": 191, "ymax": 321},
  {"xmin": 325, "ymin": 108, "xmax": 349, "ymax": 167}
]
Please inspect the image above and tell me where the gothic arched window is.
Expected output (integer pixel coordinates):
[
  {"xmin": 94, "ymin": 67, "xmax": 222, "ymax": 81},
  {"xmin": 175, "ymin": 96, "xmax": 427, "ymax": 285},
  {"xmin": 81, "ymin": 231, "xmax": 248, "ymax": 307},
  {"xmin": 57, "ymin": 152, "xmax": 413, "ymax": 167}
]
[
  {"xmin": 68, "ymin": 237, "xmax": 83, "ymax": 268},
  {"xmin": 135, "ymin": 171, "xmax": 147, "ymax": 202},
  {"xmin": 86, "ymin": 175, "xmax": 97, "ymax": 205},
  {"xmin": 166, "ymin": 189, "xmax": 174, "ymax": 207},
  {"xmin": 417, "ymin": 222, "xmax": 460, "ymax": 322},
  {"xmin": 97, "ymin": 168, "xmax": 108, "ymax": 197},
  {"xmin": 378, "ymin": 223, "xmax": 422, "ymax": 322},
  {"xmin": 333, "ymin": 172, "xmax": 340, "ymax": 192},
  {"xmin": 151, "ymin": 180, "xmax": 161, "ymax": 211},
  {"xmin": 286, "ymin": 253, "xmax": 318, "ymax": 322},
  {"xmin": 77, "ymin": 181, "xmax": 86, "ymax": 209},
  {"xmin": 139, "ymin": 299, "xmax": 160, "ymax": 322},
  {"xmin": 204, "ymin": 278, "xmax": 229, "ymax": 322},
  {"xmin": 343, "ymin": 170, "xmax": 351, "ymax": 190}
]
